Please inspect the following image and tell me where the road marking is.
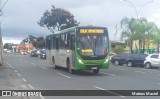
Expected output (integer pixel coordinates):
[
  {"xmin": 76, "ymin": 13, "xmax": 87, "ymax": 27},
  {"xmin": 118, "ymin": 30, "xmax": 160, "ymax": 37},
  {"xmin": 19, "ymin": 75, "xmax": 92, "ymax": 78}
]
[
  {"xmin": 157, "ymin": 83, "xmax": 160, "ymax": 85},
  {"xmin": 134, "ymin": 71, "xmax": 146, "ymax": 74},
  {"xmin": 14, "ymin": 70, "xmax": 18, "ymax": 73},
  {"xmin": 31, "ymin": 63, "xmax": 36, "ymax": 65},
  {"xmin": 93, "ymin": 85, "xmax": 106, "ymax": 90},
  {"xmin": 41, "ymin": 67, "xmax": 47, "ymax": 70},
  {"xmin": 22, "ymin": 78, "xmax": 27, "ymax": 82},
  {"xmin": 93, "ymin": 85, "xmax": 125, "ymax": 97},
  {"xmin": 58, "ymin": 72, "xmax": 71, "ymax": 79},
  {"xmin": 101, "ymin": 72, "xmax": 117, "ymax": 76},
  {"xmin": 17, "ymin": 73, "xmax": 21, "ymax": 77},
  {"xmin": 6, "ymin": 63, "xmax": 14, "ymax": 69},
  {"xmin": 28, "ymin": 84, "xmax": 34, "ymax": 90}
]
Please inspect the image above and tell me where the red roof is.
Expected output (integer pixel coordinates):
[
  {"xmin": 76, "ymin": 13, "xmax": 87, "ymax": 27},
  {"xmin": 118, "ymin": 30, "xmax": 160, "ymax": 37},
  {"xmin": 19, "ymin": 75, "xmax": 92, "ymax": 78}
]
[
  {"xmin": 18, "ymin": 44, "xmax": 26, "ymax": 49},
  {"xmin": 18, "ymin": 44, "xmax": 34, "ymax": 49},
  {"xmin": 25, "ymin": 44, "xmax": 34, "ymax": 49}
]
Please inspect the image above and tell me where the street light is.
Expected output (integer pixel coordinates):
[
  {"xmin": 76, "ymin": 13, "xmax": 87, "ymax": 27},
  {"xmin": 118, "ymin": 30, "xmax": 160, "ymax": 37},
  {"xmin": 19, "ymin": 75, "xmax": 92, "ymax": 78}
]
[{"xmin": 121, "ymin": 0, "xmax": 155, "ymax": 18}]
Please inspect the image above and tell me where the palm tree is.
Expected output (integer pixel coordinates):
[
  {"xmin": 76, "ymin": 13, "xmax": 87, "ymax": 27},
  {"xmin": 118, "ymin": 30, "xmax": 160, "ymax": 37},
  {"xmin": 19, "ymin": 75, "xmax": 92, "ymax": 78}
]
[
  {"xmin": 145, "ymin": 22, "xmax": 158, "ymax": 53},
  {"xmin": 120, "ymin": 17, "xmax": 159, "ymax": 53},
  {"xmin": 120, "ymin": 17, "xmax": 137, "ymax": 53}
]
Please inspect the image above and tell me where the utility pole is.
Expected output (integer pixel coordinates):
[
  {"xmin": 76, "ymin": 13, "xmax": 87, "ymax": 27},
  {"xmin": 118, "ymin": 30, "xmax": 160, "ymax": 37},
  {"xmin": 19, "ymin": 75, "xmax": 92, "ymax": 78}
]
[{"xmin": 0, "ymin": 0, "xmax": 9, "ymax": 66}]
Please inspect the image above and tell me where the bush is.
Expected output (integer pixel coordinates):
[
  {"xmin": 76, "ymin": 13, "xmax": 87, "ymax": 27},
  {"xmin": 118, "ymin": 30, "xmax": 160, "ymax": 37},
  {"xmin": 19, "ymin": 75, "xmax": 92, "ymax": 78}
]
[{"xmin": 112, "ymin": 45, "xmax": 124, "ymax": 54}]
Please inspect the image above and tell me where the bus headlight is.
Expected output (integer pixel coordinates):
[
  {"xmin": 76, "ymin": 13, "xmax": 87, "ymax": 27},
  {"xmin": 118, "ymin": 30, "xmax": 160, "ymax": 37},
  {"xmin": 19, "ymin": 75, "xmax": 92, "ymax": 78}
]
[
  {"xmin": 78, "ymin": 58, "xmax": 84, "ymax": 64},
  {"xmin": 104, "ymin": 58, "xmax": 109, "ymax": 63}
]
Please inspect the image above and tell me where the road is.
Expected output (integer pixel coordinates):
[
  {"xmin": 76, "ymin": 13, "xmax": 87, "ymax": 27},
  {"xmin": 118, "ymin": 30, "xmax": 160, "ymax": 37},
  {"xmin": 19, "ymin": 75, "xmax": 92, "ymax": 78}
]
[{"xmin": 2, "ymin": 52, "xmax": 160, "ymax": 99}]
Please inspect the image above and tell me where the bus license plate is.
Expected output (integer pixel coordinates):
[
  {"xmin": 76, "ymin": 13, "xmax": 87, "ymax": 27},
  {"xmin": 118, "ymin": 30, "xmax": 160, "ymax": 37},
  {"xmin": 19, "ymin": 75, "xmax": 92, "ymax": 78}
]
[{"xmin": 92, "ymin": 67, "xmax": 97, "ymax": 69}]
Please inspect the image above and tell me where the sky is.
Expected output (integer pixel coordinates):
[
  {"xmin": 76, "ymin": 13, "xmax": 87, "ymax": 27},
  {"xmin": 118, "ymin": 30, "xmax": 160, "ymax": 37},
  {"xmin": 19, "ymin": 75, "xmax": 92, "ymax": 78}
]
[{"xmin": 1, "ymin": 0, "xmax": 160, "ymax": 44}]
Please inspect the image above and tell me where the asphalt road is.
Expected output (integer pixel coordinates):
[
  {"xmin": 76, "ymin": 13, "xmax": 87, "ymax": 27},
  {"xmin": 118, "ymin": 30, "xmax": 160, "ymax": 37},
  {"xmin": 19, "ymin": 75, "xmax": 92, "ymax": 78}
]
[{"xmin": 3, "ymin": 52, "xmax": 160, "ymax": 99}]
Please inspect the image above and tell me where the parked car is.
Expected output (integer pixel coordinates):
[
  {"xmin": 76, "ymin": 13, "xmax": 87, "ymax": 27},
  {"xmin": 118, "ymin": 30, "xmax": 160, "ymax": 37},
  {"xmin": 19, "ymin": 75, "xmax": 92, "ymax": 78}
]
[
  {"xmin": 30, "ymin": 50, "xmax": 38, "ymax": 57},
  {"xmin": 39, "ymin": 51, "xmax": 46, "ymax": 59},
  {"xmin": 144, "ymin": 53, "xmax": 160, "ymax": 69},
  {"xmin": 111, "ymin": 53, "xmax": 147, "ymax": 67}
]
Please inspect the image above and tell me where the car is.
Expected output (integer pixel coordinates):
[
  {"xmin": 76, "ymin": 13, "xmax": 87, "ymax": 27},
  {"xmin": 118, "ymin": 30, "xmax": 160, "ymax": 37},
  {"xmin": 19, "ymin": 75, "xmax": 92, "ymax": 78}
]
[
  {"xmin": 30, "ymin": 50, "xmax": 38, "ymax": 57},
  {"xmin": 144, "ymin": 53, "xmax": 160, "ymax": 69},
  {"xmin": 20, "ymin": 51, "xmax": 27, "ymax": 55},
  {"xmin": 111, "ymin": 53, "xmax": 147, "ymax": 67},
  {"xmin": 39, "ymin": 51, "xmax": 46, "ymax": 59},
  {"xmin": 109, "ymin": 53, "xmax": 116, "ymax": 60}
]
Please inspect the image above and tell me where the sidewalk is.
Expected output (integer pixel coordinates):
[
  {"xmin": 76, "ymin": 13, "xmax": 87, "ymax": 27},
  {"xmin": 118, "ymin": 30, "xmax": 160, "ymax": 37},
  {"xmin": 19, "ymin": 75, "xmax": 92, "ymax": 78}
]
[
  {"xmin": 0, "ymin": 65, "xmax": 42, "ymax": 99},
  {"xmin": 0, "ymin": 66, "xmax": 16, "ymax": 90}
]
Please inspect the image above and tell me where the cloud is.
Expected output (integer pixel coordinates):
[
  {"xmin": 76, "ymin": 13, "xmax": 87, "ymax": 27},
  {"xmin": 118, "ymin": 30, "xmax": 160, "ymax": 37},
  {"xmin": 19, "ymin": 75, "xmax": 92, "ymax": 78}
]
[{"xmin": 1, "ymin": 0, "xmax": 160, "ymax": 41}]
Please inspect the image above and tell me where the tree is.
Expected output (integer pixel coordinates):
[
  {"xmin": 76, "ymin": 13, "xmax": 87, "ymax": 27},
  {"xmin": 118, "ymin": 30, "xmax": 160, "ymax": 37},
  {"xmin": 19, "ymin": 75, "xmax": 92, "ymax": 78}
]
[
  {"xmin": 38, "ymin": 5, "xmax": 79, "ymax": 33},
  {"xmin": 120, "ymin": 17, "xmax": 159, "ymax": 53},
  {"xmin": 112, "ymin": 45, "xmax": 124, "ymax": 54},
  {"xmin": 120, "ymin": 17, "xmax": 136, "ymax": 53},
  {"xmin": 22, "ymin": 35, "xmax": 45, "ymax": 49},
  {"xmin": 36, "ymin": 37, "xmax": 45, "ymax": 49},
  {"xmin": 3, "ymin": 43, "xmax": 13, "ymax": 50}
]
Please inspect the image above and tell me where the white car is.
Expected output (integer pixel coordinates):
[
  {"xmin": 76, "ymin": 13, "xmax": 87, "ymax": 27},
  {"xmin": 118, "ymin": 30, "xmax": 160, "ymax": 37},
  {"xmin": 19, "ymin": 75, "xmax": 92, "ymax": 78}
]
[{"xmin": 144, "ymin": 53, "xmax": 160, "ymax": 69}]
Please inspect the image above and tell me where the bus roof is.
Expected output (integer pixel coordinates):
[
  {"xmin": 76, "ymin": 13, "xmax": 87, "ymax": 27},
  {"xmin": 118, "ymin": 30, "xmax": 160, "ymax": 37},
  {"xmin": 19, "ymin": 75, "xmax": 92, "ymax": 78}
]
[{"xmin": 46, "ymin": 25, "xmax": 108, "ymax": 38}]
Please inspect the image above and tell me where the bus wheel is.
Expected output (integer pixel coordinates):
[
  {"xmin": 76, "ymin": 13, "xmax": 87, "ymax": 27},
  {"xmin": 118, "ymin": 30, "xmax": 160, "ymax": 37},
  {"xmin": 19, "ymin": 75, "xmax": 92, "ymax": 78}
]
[
  {"xmin": 93, "ymin": 69, "xmax": 99, "ymax": 74},
  {"xmin": 52, "ymin": 58, "xmax": 57, "ymax": 69},
  {"xmin": 67, "ymin": 60, "xmax": 74, "ymax": 74}
]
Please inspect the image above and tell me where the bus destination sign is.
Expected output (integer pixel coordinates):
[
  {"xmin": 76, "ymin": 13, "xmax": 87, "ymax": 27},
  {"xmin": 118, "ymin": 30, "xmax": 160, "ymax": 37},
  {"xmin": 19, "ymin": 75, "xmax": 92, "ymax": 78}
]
[{"xmin": 80, "ymin": 29, "xmax": 104, "ymax": 34}]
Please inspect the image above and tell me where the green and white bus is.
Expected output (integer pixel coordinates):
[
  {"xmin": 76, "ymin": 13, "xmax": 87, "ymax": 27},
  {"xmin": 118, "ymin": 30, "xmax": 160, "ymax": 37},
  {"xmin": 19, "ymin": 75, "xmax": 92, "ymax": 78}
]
[{"xmin": 46, "ymin": 26, "xmax": 110, "ymax": 74}]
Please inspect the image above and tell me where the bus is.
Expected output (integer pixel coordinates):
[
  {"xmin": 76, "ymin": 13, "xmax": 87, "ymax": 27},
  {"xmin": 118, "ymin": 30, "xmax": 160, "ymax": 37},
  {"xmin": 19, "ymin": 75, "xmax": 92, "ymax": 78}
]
[{"xmin": 46, "ymin": 26, "xmax": 110, "ymax": 74}]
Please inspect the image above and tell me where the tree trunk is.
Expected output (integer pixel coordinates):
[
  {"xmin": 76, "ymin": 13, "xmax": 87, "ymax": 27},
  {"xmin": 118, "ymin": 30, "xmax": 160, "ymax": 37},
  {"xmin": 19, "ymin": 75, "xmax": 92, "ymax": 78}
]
[
  {"xmin": 130, "ymin": 41, "xmax": 133, "ymax": 53},
  {"xmin": 143, "ymin": 39, "xmax": 145, "ymax": 53}
]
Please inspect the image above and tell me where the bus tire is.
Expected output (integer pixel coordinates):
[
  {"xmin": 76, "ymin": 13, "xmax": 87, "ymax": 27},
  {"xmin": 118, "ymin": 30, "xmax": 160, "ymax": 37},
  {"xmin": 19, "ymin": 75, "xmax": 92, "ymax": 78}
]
[
  {"xmin": 67, "ymin": 59, "xmax": 75, "ymax": 74},
  {"xmin": 52, "ymin": 58, "xmax": 57, "ymax": 69},
  {"xmin": 93, "ymin": 69, "xmax": 99, "ymax": 74}
]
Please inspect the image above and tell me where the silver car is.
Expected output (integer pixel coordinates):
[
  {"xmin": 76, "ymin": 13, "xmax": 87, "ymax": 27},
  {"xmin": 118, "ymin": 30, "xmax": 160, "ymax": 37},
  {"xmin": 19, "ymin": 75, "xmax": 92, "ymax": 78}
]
[{"xmin": 144, "ymin": 53, "xmax": 160, "ymax": 69}]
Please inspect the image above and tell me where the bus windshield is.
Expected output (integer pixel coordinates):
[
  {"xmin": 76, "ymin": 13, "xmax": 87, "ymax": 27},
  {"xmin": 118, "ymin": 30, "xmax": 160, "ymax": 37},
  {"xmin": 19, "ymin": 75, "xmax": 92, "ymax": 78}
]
[{"xmin": 77, "ymin": 34, "xmax": 108, "ymax": 57}]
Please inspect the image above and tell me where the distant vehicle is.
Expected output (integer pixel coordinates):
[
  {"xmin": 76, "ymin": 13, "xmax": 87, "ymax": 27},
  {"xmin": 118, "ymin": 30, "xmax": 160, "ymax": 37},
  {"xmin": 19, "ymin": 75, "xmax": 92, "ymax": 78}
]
[
  {"xmin": 110, "ymin": 53, "xmax": 116, "ymax": 60},
  {"xmin": 6, "ymin": 50, "xmax": 12, "ymax": 53},
  {"xmin": 46, "ymin": 26, "xmax": 110, "ymax": 74},
  {"xmin": 30, "ymin": 50, "xmax": 38, "ymax": 57},
  {"xmin": 144, "ymin": 53, "xmax": 160, "ymax": 69},
  {"xmin": 40, "ymin": 51, "xmax": 46, "ymax": 59},
  {"xmin": 111, "ymin": 53, "xmax": 147, "ymax": 67},
  {"xmin": 20, "ymin": 51, "xmax": 27, "ymax": 55}
]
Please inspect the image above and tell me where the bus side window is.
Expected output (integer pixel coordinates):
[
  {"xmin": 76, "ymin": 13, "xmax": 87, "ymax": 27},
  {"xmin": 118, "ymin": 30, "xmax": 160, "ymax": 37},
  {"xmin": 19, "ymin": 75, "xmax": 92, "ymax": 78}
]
[
  {"xmin": 56, "ymin": 36, "xmax": 59, "ymax": 50},
  {"xmin": 48, "ymin": 39, "xmax": 51, "ymax": 50},
  {"xmin": 71, "ymin": 35, "xmax": 75, "ymax": 50}
]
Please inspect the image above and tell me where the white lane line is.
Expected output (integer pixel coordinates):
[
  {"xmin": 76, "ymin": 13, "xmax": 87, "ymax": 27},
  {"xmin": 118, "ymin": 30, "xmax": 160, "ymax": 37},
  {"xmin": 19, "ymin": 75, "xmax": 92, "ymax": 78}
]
[
  {"xmin": 28, "ymin": 84, "xmax": 34, "ymax": 90},
  {"xmin": 58, "ymin": 72, "xmax": 71, "ymax": 79},
  {"xmin": 14, "ymin": 70, "xmax": 18, "ymax": 73},
  {"xmin": 31, "ymin": 63, "xmax": 36, "ymax": 65},
  {"xmin": 40, "ymin": 95, "xmax": 45, "ymax": 99},
  {"xmin": 93, "ymin": 85, "xmax": 106, "ymax": 90},
  {"xmin": 6, "ymin": 63, "xmax": 14, "ymax": 69},
  {"xmin": 41, "ymin": 67, "xmax": 47, "ymax": 70},
  {"xmin": 17, "ymin": 73, "xmax": 21, "ymax": 77},
  {"xmin": 22, "ymin": 78, "xmax": 27, "ymax": 82},
  {"xmin": 93, "ymin": 85, "xmax": 125, "ymax": 97},
  {"xmin": 134, "ymin": 71, "xmax": 146, "ymax": 74},
  {"xmin": 157, "ymin": 83, "xmax": 160, "ymax": 85},
  {"xmin": 101, "ymin": 72, "xmax": 117, "ymax": 76}
]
